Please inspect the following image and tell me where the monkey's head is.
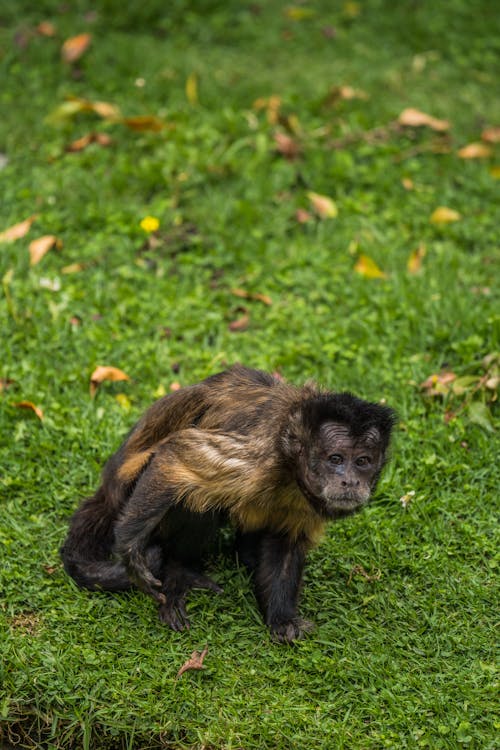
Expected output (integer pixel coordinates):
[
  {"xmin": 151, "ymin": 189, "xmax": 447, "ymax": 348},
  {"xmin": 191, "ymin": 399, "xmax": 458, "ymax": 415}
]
[{"xmin": 284, "ymin": 393, "xmax": 396, "ymax": 519}]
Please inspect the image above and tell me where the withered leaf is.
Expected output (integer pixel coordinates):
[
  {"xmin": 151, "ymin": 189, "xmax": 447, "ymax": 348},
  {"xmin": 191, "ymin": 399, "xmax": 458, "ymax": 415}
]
[
  {"xmin": 354, "ymin": 254, "xmax": 387, "ymax": 279},
  {"xmin": 67, "ymin": 132, "xmax": 112, "ymax": 152},
  {"xmin": 61, "ymin": 33, "xmax": 91, "ymax": 64},
  {"xmin": 307, "ymin": 191, "xmax": 338, "ymax": 219},
  {"xmin": 295, "ymin": 208, "xmax": 313, "ymax": 223},
  {"xmin": 481, "ymin": 126, "xmax": 500, "ymax": 144},
  {"xmin": 253, "ymin": 95, "xmax": 281, "ymax": 125},
  {"xmin": 230, "ymin": 288, "xmax": 272, "ymax": 306},
  {"xmin": 420, "ymin": 372, "xmax": 456, "ymax": 397},
  {"xmin": 430, "ymin": 206, "xmax": 461, "ymax": 224},
  {"xmin": 398, "ymin": 108, "xmax": 450, "ymax": 132},
  {"xmin": 122, "ymin": 115, "xmax": 165, "ymax": 132},
  {"xmin": 457, "ymin": 142, "xmax": 492, "ymax": 159},
  {"xmin": 407, "ymin": 243, "xmax": 426, "ymax": 274},
  {"xmin": 90, "ymin": 366, "xmax": 130, "ymax": 397},
  {"xmin": 13, "ymin": 401, "xmax": 44, "ymax": 420},
  {"xmin": 37, "ymin": 21, "xmax": 56, "ymax": 36},
  {"xmin": 274, "ymin": 131, "xmax": 301, "ymax": 159},
  {"xmin": 228, "ymin": 312, "xmax": 250, "ymax": 332},
  {"xmin": 176, "ymin": 647, "xmax": 208, "ymax": 679},
  {"xmin": 0, "ymin": 215, "xmax": 37, "ymax": 243},
  {"xmin": 29, "ymin": 235, "xmax": 61, "ymax": 266}
]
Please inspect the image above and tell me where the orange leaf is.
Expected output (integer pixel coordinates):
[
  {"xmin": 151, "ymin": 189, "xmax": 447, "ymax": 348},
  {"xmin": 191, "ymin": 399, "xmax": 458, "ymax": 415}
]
[
  {"xmin": 430, "ymin": 206, "xmax": 461, "ymax": 224},
  {"xmin": 37, "ymin": 21, "xmax": 56, "ymax": 37},
  {"xmin": 228, "ymin": 312, "xmax": 250, "ymax": 332},
  {"xmin": 176, "ymin": 647, "xmax": 208, "ymax": 679},
  {"xmin": 90, "ymin": 366, "xmax": 130, "ymax": 397},
  {"xmin": 230, "ymin": 288, "xmax": 272, "ymax": 306},
  {"xmin": 122, "ymin": 115, "xmax": 164, "ymax": 132},
  {"xmin": 13, "ymin": 401, "xmax": 44, "ymax": 420},
  {"xmin": 457, "ymin": 142, "xmax": 492, "ymax": 159},
  {"xmin": 398, "ymin": 108, "xmax": 450, "ymax": 132},
  {"xmin": 407, "ymin": 243, "xmax": 426, "ymax": 274},
  {"xmin": 274, "ymin": 131, "xmax": 301, "ymax": 159},
  {"xmin": 295, "ymin": 208, "xmax": 312, "ymax": 223},
  {"xmin": 0, "ymin": 215, "xmax": 37, "ymax": 243},
  {"xmin": 354, "ymin": 254, "xmax": 387, "ymax": 279},
  {"xmin": 67, "ymin": 132, "xmax": 112, "ymax": 152},
  {"xmin": 91, "ymin": 101, "xmax": 121, "ymax": 120},
  {"xmin": 401, "ymin": 177, "xmax": 414, "ymax": 190},
  {"xmin": 307, "ymin": 191, "xmax": 338, "ymax": 219},
  {"xmin": 420, "ymin": 372, "xmax": 456, "ymax": 397},
  {"xmin": 481, "ymin": 126, "xmax": 500, "ymax": 144},
  {"xmin": 61, "ymin": 33, "xmax": 91, "ymax": 64},
  {"xmin": 29, "ymin": 235, "xmax": 60, "ymax": 266},
  {"xmin": 170, "ymin": 381, "xmax": 182, "ymax": 392}
]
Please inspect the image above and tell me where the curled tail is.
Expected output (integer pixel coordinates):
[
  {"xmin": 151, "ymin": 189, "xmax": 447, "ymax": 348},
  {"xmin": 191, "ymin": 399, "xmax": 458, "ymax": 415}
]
[{"xmin": 60, "ymin": 486, "xmax": 131, "ymax": 592}]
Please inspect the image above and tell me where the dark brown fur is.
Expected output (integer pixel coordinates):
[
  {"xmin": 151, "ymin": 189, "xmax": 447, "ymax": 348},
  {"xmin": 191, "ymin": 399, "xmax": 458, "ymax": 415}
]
[{"xmin": 61, "ymin": 365, "xmax": 395, "ymax": 641}]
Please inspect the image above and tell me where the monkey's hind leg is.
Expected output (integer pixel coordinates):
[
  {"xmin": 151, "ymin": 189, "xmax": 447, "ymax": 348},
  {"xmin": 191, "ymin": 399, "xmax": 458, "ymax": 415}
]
[{"xmin": 158, "ymin": 562, "xmax": 223, "ymax": 631}]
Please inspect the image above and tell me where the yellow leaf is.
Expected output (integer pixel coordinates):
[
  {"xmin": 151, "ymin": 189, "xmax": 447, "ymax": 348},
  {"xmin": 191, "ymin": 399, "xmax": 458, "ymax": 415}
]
[
  {"xmin": 13, "ymin": 400, "xmax": 44, "ymax": 420},
  {"xmin": 457, "ymin": 142, "xmax": 492, "ymax": 159},
  {"xmin": 430, "ymin": 206, "xmax": 461, "ymax": 224},
  {"xmin": 186, "ymin": 73, "xmax": 198, "ymax": 105},
  {"xmin": 285, "ymin": 6, "xmax": 316, "ymax": 20},
  {"xmin": 62, "ymin": 262, "xmax": 85, "ymax": 274},
  {"xmin": 140, "ymin": 216, "xmax": 160, "ymax": 233},
  {"xmin": 122, "ymin": 115, "xmax": 164, "ymax": 132},
  {"xmin": 90, "ymin": 366, "xmax": 130, "ymax": 397},
  {"xmin": 115, "ymin": 393, "xmax": 131, "ymax": 410},
  {"xmin": 401, "ymin": 177, "xmax": 414, "ymax": 190},
  {"xmin": 29, "ymin": 235, "xmax": 60, "ymax": 266},
  {"xmin": 61, "ymin": 33, "xmax": 91, "ymax": 64},
  {"xmin": 489, "ymin": 165, "xmax": 500, "ymax": 179},
  {"xmin": 0, "ymin": 215, "xmax": 37, "ymax": 243},
  {"xmin": 407, "ymin": 244, "xmax": 426, "ymax": 274},
  {"xmin": 307, "ymin": 191, "xmax": 338, "ymax": 219},
  {"xmin": 354, "ymin": 254, "xmax": 387, "ymax": 279},
  {"xmin": 398, "ymin": 108, "xmax": 450, "ymax": 132}
]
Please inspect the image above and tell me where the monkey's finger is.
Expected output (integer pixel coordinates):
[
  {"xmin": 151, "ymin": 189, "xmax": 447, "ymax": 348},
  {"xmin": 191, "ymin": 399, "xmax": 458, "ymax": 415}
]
[{"xmin": 191, "ymin": 573, "xmax": 223, "ymax": 594}]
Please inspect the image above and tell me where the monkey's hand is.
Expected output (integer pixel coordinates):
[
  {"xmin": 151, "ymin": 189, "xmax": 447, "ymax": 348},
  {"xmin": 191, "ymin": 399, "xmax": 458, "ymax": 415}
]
[
  {"xmin": 159, "ymin": 567, "xmax": 223, "ymax": 631},
  {"xmin": 270, "ymin": 617, "xmax": 315, "ymax": 644},
  {"xmin": 124, "ymin": 547, "xmax": 167, "ymax": 605}
]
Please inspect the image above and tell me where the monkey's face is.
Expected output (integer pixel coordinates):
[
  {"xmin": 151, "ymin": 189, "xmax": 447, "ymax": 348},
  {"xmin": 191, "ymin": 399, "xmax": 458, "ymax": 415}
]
[{"xmin": 298, "ymin": 422, "xmax": 385, "ymax": 518}]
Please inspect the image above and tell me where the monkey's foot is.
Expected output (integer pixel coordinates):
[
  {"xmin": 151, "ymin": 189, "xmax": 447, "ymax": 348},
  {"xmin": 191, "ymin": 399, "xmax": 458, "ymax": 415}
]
[
  {"xmin": 270, "ymin": 617, "xmax": 315, "ymax": 644},
  {"xmin": 158, "ymin": 567, "xmax": 223, "ymax": 631},
  {"xmin": 159, "ymin": 596, "xmax": 190, "ymax": 631}
]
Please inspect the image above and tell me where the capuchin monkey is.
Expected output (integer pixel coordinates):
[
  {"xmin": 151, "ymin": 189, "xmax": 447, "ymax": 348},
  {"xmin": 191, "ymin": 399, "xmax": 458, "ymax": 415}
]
[{"xmin": 61, "ymin": 365, "xmax": 395, "ymax": 642}]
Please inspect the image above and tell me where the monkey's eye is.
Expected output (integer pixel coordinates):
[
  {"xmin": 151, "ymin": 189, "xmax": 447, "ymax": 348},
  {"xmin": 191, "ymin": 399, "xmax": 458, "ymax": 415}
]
[
  {"xmin": 328, "ymin": 454, "xmax": 344, "ymax": 465},
  {"xmin": 355, "ymin": 455, "xmax": 371, "ymax": 467}
]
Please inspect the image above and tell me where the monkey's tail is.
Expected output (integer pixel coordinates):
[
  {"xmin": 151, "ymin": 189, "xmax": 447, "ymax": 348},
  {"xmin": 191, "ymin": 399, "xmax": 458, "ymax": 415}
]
[{"xmin": 60, "ymin": 486, "xmax": 132, "ymax": 592}]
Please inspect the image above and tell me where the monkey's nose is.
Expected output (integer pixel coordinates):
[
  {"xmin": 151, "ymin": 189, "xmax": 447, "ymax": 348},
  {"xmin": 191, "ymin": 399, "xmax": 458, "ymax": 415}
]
[{"xmin": 341, "ymin": 479, "xmax": 360, "ymax": 487}]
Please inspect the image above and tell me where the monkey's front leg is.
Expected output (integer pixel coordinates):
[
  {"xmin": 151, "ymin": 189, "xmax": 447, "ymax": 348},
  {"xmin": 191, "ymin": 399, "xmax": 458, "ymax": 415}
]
[{"xmin": 254, "ymin": 532, "xmax": 313, "ymax": 643}]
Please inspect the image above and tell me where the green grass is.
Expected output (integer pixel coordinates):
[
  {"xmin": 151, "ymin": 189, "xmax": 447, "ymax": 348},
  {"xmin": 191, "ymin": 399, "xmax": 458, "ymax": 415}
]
[{"xmin": 0, "ymin": 1, "xmax": 499, "ymax": 748}]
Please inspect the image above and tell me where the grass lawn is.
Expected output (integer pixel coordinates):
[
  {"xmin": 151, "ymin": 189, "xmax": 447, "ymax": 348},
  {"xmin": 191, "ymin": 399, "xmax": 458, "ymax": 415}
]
[{"xmin": 0, "ymin": 1, "xmax": 499, "ymax": 748}]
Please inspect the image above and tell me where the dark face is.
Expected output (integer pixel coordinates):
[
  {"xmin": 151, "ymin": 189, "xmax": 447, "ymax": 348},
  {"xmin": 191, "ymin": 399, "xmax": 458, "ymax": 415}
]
[{"xmin": 299, "ymin": 422, "xmax": 386, "ymax": 518}]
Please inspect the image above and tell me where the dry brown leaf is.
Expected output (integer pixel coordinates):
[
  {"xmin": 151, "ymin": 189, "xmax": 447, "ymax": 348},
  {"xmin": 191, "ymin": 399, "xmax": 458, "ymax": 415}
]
[
  {"xmin": 457, "ymin": 142, "xmax": 493, "ymax": 159},
  {"xmin": 92, "ymin": 101, "xmax": 121, "ymax": 120},
  {"xmin": 62, "ymin": 262, "xmax": 85, "ymax": 274},
  {"xmin": 37, "ymin": 21, "xmax": 56, "ymax": 36},
  {"xmin": 90, "ymin": 366, "xmax": 130, "ymax": 397},
  {"xmin": 481, "ymin": 126, "xmax": 500, "ymax": 144},
  {"xmin": 61, "ymin": 33, "xmax": 91, "ymax": 64},
  {"xmin": 430, "ymin": 206, "xmax": 461, "ymax": 224},
  {"xmin": 228, "ymin": 312, "xmax": 250, "ymax": 332},
  {"xmin": 354, "ymin": 254, "xmax": 387, "ymax": 279},
  {"xmin": 253, "ymin": 95, "xmax": 281, "ymax": 125},
  {"xmin": 407, "ymin": 243, "xmax": 426, "ymax": 274},
  {"xmin": 67, "ymin": 132, "xmax": 112, "ymax": 152},
  {"xmin": 0, "ymin": 215, "xmax": 37, "ymax": 243},
  {"xmin": 29, "ymin": 235, "xmax": 60, "ymax": 266},
  {"xmin": 274, "ymin": 131, "xmax": 301, "ymax": 159},
  {"xmin": 231, "ymin": 288, "xmax": 272, "ymax": 306},
  {"xmin": 326, "ymin": 85, "xmax": 368, "ymax": 104},
  {"xmin": 398, "ymin": 108, "xmax": 450, "ymax": 132},
  {"xmin": 176, "ymin": 647, "xmax": 208, "ymax": 679},
  {"xmin": 122, "ymin": 115, "xmax": 164, "ymax": 132},
  {"xmin": 13, "ymin": 401, "xmax": 44, "ymax": 420},
  {"xmin": 420, "ymin": 372, "xmax": 456, "ymax": 397},
  {"xmin": 307, "ymin": 191, "xmax": 338, "ymax": 219},
  {"xmin": 295, "ymin": 208, "xmax": 313, "ymax": 223}
]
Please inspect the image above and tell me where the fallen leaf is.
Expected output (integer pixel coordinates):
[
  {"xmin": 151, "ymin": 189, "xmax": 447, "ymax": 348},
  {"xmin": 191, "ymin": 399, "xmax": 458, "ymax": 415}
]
[
  {"xmin": 13, "ymin": 401, "xmax": 44, "ymax": 420},
  {"xmin": 61, "ymin": 33, "xmax": 91, "ymax": 64},
  {"xmin": 420, "ymin": 371, "xmax": 456, "ymax": 397},
  {"xmin": 186, "ymin": 73, "xmax": 198, "ymax": 105},
  {"xmin": 307, "ymin": 191, "xmax": 338, "ymax": 219},
  {"xmin": 430, "ymin": 206, "xmax": 461, "ymax": 224},
  {"xmin": 285, "ymin": 6, "xmax": 316, "ymax": 20},
  {"xmin": 170, "ymin": 381, "xmax": 182, "ymax": 392},
  {"xmin": 354, "ymin": 254, "xmax": 387, "ymax": 279},
  {"xmin": 489, "ymin": 166, "xmax": 500, "ymax": 179},
  {"xmin": 92, "ymin": 101, "xmax": 121, "ymax": 120},
  {"xmin": 274, "ymin": 131, "xmax": 301, "ymax": 159},
  {"xmin": 398, "ymin": 108, "xmax": 450, "ymax": 132},
  {"xmin": 29, "ymin": 235, "xmax": 61, "ymax": 266},
  {"xmin": 467, "ymin": 401, "xmax": 495, "ymax": 433},
  {"xmin": 62, "ymin": 262, "xmax": 85, "ymax": 274},
  {"xmin": 47, "ymin": 97, "xmax": 121, "ymax": 124},
  {"xmin": 122, "ymin": 115, "xmax": 164, "ymax": 132},
  {"xmin": 401, "ymin": 177, "xmax": 414, "ymax": 190},
  {"xmin": 407, "ymin": 243, "xmax": 426, "ymax": 274},
  {"xmin": 66, "ymin": 132, "xmax": 112, "ymax": 152},
  {"xmin": 228, "ymin": 312, "xmax": 250, "ymax": 332},
  {"xmin": 90, "ymin": 366, "xmax": 130, "ymax": 397},
  {"xmin": 457, "ymin": 142, "xmax": 492, "ymax": 159},
  {"xmin": 399, "ymin": 490, "xmax": 416, "ymax": 509},
  {"xmin": 481, "ymin": 126, "xmax": 500, "ymax": 143},
  {"xmin": 231, "ymin": 288, "xmax": 272, "ymax": 306},
  {"xmin": 115, "ymin": 393, "xmax": 131, "ymax": 410},
  {"xmin": 295, "ymin": 208, "xmax": 312, "ymax": 223},
  {"xmin": 0, "ymin": 215, "xmax": 37, "ymax": 243},
  {"xmin": 176, "ymin": 647, "xmax": 208, "ymax": 679},
  {"xmin": 37, "ymin": 21, "xmax": 56, "ymax": 36},
  {"xmin": 253, "ymin": 96, "xmax": 281, "ymax": 125},
  {"xmin": 326, "ymin": 85, "xmax": 368, "ymax": 105}
]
